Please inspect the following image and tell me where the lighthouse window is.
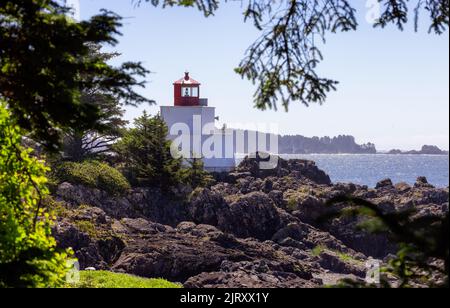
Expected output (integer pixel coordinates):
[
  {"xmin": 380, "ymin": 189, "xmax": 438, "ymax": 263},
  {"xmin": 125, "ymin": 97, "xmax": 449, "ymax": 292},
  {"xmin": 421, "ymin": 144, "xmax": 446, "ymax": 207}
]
[
  {"xmin": 181, "ymin": 87, "xmax": 199, "ymax": 97},
  {"xmin": 182, "ymin": 87, "xmax": 190, "ymax": 97}
]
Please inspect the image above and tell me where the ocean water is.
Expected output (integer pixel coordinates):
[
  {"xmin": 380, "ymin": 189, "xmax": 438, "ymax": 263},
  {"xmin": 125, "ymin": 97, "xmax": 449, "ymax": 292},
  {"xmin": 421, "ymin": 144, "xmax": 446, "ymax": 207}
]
[{"xmin": 280, "ymin": 154, "xmax": 449, "ymax": 188}]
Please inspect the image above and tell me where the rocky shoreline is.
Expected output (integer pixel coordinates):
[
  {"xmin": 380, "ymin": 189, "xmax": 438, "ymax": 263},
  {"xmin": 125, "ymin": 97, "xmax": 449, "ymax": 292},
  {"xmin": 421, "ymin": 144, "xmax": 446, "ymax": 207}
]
[{"xmin": 52, "ymin": 157, "xmax": 449, "ymax": 288}]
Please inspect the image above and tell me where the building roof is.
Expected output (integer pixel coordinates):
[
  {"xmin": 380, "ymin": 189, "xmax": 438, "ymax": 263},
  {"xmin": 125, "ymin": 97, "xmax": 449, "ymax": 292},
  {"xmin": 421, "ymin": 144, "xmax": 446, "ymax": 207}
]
[{"xmin": 173, "ymin": 72, "xmax": 201, "ymax": 86}]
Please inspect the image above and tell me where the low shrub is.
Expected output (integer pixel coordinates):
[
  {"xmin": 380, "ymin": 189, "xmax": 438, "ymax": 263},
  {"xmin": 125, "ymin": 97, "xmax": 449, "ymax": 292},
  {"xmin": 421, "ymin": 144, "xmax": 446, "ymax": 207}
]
[{"xmin": 55, "ymin": 161, "xmax": 130, "ymax": 195}]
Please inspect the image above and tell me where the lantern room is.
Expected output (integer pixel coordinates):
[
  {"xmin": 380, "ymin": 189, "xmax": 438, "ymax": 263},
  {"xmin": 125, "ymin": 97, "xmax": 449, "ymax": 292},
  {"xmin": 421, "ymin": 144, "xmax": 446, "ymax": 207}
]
[{"xmin": 173, "ymin": 72, "xmax": 201, "ymax": 106}]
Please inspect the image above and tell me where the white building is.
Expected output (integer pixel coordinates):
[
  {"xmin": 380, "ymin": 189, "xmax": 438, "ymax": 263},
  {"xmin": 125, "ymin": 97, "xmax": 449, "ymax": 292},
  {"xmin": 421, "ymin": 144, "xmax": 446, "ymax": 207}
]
[{"xmin": 160, "ymin": 72, "xmax": 236, "ymax": 172}]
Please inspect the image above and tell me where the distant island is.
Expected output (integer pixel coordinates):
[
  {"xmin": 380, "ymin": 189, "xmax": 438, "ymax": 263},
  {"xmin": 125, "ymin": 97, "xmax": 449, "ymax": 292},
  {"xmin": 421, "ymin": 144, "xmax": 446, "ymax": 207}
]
[
  {"xmin": 230, "ymin": 130, "xmax": 377, "ymax": 154},
  {"xmin": 278, "ymin": 134, "xmax": 377, "ymax": 154},
  {"xmin": 278, "ymin": 136, "xmax": 448, "ymax": 155},
  {"xmin": 387, "ymin": 145, "xmax": 449, "ymax": 155},
  {"xmin": 229, "ymin": 129, "xmax": 448, "ymax": 155}
]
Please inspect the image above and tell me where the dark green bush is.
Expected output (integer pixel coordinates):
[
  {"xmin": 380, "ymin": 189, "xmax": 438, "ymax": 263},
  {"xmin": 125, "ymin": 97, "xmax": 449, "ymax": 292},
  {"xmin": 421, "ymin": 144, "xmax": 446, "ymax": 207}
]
[{"xmin": 56, "ymin": 161, "xmax": 130, "ymax": 195}]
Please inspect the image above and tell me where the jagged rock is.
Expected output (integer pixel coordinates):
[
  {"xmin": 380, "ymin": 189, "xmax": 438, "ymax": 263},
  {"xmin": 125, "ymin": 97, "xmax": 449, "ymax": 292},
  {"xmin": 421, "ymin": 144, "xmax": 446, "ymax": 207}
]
[
  {"xmin": 54, "ymin": 219, "xmax": 125, "ymax": 270},
  {"xmin": 333, "ymin": 183, "xmax": 358, "ymax": 194},
  {"xmin": 415, "ymin": 176, "xmax": 435, "ymax": 188},
  {"xmin": 271, "ymin": 223, "xmax": 308, "ymax": 244},
  {"xmin": 188, "ymin": 189, "xmax": 286, "ymax": 240},
  {"xmin": 184, "ymin": 269, "xmax": 316, "ymax": 288},
  {"xmin": 317, "ymin": 251, "xmax": 366, "ymax": 277},
  {"xmin": 121, "ymin": 218, "xmax": 173, "ymax": 235},
  {"xmin": 278, "ymin": 237, "xmax": 306, "ymax": 250},
  {"xmin": 395, "ymin": 182, "xmax": 412, "ymax": 193},
  {"xmin": 54, "ymin": 223, "xmax": 91, "ymax": 252},
  {"xmin": 112, "ymin": 233, "xmax": 241, "ymax": 282},
  {"xmin": 284, "ymin": 190, "xmax": 327, "ymax": 224},
  {"xmin": 112, "ymin": 222, "xmax": 316, "ymax": 285},
  {"xmin": 176, "ymin": 221, "xmax": 197, "ymax": 233},
  {"xmin": 56, "ymin": 182, "xmax": 105, "ymax": 207},
  {"xmin": 55, "ymin": 183, "xmax": 188, "ymax": 226},
  {"xmin": 376, "ymin": 179, "xmax": 394, "ymax": 189},
  {"xmin": 187, "ymin": 188, "xmax": 233, "ymax": 228},
  {"xmin": 325, "ymin": 220, "xmax": 396, "ymax": 258},
  {"xmin": 227, "ymin": 192, "xmax": 283, "ymax": 240},
  {"xmin": 267, "ymin": 190, "xmax": 285, "ymax": 208},
  {"xmin": 442, "ymin": 203, "xmax": 449, "ymax": 213},
  {"xmin": 184, "ymin": 260, "xmax": 315, "ymax": 288},
  {"xmin": 262, "ymin": 178, "xmax": 274, "ymax": 193},
  {"xmin": 236, "ymin": 156, "xmax": 331, "ymax": 185}
]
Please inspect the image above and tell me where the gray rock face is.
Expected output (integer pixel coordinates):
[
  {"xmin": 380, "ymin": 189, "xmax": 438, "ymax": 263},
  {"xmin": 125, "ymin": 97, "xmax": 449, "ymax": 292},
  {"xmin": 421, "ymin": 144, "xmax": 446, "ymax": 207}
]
[
  {"xmin": 53, "ymin": 206, "xmax": 125, "ymax": 270},
  {"xmin": 187, "ymin": 188, "xmax": 231, "ymax": 227},
  {"xmin": 56, "ymin": 183, "xmax": 188, "ymax": 226},
  {"xmin": 188, "ymin": 190, "xmax": 286, "ymax": 240},
  {"xmin": 227, "ymin": 192, "xmax": 283, "ymax": 240}
]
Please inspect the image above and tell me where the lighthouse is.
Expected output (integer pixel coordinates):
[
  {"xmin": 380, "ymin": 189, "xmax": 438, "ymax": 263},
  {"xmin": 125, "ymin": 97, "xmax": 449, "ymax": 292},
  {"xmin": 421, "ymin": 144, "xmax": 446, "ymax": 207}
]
[{"xmin": 160, "ymin": 72, "xmax": 235, "ymax": 171}]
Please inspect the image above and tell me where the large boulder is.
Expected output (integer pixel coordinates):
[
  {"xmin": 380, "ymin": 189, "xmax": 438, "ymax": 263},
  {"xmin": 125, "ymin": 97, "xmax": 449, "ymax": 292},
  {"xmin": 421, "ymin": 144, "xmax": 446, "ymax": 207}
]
[
  {"xmin": 188, "ymin": 189, "xmax": 287, "ymax": 240},
  {"xmin": 112, "ymin": 232, "xmax": 243, "ymax": 282},
  {"xmin": 187, "ymin": 188, "xmax": 233, "ymax": 228},
  {"xmin": 227, "ymin": 192, "xmax": 285, "ymax": 240},
  {"xmin": 184, "ymin": 260, "xmax": 316, "ymax": 288},
  {"xmin": 53, "ymin": 206, "xmax": 125, "ymax": 270},
  {"xmin": 376, "ymin": 178, "xmax": 394, "ymax": 190},
  {"xmin": 284, "ymin": 190, "xmax": 326, "ymax": 223},
  {"xmin": 415, "ymin": 176, "xmax": 435, "ymax": 188},
  {"xmin": 108, "ymin": 221, "xmax": 244, "ymax": 282},
  {"xmin": 236, "ymin": 155, "xmax": 331, "ymax": 185},
  {"xmin": 112, "ymin": 222, "xmax": 317, "ymax": 285}
]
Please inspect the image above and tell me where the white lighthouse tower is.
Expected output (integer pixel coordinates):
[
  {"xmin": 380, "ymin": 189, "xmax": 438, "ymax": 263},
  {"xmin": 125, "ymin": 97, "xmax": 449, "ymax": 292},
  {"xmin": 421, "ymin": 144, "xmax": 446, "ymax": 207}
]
[{"xmin": 160, "ymin": 72, "xmax": 235, "ymax": 172}]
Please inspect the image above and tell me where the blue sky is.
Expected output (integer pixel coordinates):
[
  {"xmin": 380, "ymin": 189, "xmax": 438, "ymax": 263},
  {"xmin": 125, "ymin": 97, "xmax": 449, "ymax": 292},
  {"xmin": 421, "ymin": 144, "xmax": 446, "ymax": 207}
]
[{"xmin": 77, "ymin": 0, "xmax": 449, "ymax": 151}]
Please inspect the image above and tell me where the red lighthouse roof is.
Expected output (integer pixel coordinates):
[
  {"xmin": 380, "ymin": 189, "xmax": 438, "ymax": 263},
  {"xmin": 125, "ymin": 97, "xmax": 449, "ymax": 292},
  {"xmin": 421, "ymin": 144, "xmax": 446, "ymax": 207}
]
[{"xmin": 173, "ymin": 72, "xmax": 201, "ymax": 85}]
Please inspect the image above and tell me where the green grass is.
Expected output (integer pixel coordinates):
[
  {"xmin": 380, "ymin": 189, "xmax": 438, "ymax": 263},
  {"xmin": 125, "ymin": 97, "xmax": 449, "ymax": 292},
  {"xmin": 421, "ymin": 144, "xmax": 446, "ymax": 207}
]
[
  {"xmin": 311, "ymin": 245, "xmax": 363, "ymax": 265},
  {"xmin": 336, "ymin": 252, "xmax": 355, "ymax": 263},
  {"xmin": 312, "ymin": 245, "xmax": 326, "ymax": 257},
  {"xmin": 73, "ymin": 220, "xmax": 98, "ymax": 238},
  {"xmin": 66, "ymin": 271, "xmax": 182, "ymax": 288}
]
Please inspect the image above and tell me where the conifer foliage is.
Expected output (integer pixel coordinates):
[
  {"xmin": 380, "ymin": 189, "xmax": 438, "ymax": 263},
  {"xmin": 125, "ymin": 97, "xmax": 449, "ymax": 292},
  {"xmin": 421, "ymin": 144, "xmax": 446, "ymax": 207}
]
[
  {"xmin": 114, "ymin": 112, "xmax": 183, "ymax": 189},
  {"xmin": 0, "ymin": 0, "xmax": 151, "ymax": 150}
]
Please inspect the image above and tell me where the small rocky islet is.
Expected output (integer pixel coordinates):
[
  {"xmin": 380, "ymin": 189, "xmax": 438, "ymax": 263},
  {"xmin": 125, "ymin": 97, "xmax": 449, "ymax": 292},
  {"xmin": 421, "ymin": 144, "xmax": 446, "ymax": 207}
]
[{"xmin": 52, "ymin": 156, "xmax": 449, "ymax": 288}]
